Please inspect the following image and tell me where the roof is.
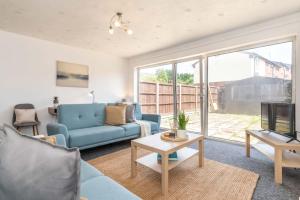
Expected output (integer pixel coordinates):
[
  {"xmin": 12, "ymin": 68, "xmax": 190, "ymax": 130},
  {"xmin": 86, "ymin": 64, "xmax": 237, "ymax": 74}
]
[{"xmin": 243, "ymin": 52, "xmax": 291, "ymax": 69}]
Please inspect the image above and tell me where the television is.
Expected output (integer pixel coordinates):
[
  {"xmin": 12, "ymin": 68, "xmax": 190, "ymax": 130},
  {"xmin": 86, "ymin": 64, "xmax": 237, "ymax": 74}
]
[{"xmin": 261, "ymin": 102, "xmax": 296, "ymax": 139}]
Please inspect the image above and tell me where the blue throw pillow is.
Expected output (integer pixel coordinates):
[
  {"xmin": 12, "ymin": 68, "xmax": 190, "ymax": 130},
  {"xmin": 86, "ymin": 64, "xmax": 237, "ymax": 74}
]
[{"xmin": 0, "ymin": 124, "xmax": 81, "ymax": 200}]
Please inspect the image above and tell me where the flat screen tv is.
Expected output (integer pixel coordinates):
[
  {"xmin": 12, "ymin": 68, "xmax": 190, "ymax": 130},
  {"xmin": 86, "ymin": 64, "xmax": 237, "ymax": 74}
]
[{"xmin": 261, "ymin": 102, "xmax": 296, "ymax": 139}]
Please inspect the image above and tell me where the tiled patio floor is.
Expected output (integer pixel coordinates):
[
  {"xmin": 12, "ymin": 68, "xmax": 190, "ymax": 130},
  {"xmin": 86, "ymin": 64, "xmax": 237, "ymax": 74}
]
[{"xmin": 161, "ymin": 112, "xmax": 261, "ymax": 143}]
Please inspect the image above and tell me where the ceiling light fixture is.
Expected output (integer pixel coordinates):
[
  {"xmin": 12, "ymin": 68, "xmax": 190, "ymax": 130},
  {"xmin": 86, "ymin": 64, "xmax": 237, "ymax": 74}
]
[{"xmin": 108, "ymin": 12, "xmax": 133, "ymax": 35}]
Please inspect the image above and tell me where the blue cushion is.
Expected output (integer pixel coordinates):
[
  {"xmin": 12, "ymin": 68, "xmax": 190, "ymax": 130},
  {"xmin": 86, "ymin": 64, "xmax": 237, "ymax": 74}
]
[
  {"xmin": 80, "ymin": 176, "xmax": 140, "ymax": 200},
  {"xmin": 58, "ymin": 104, "xmax": 106, "ymax": 130},
  {"xmin": 80, "ymin": 160, "xmax": 103, "ymax": 183},
  {"xmin": 120, "ymin": 123, "xmax": 140, "ymax": 137},
  {"xmin": 69, "ymin": 126, "xmax": 125, "ymax": 148},
  {"xmin": 133, "ymin": 103, "xmax": 142, "ymax": 120}
]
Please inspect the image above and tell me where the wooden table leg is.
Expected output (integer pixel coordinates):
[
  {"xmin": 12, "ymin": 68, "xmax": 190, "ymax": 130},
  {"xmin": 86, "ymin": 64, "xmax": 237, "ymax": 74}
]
[
  {"xmin": 274, "ymin": 148, "xmax": 283, "ymax": 184},
  {"xmin": 246, "ymin": 132, "xmax": 250, "ymax": 157},
  {"xmin": 199, "ymin": 139, "xmax": 204, "ymax": 167},
  {"xmin": 131, "ymin": 143, "xmax": 137, "ymax": 178},
  {"xmin": 161, "ymin": 153, "xmax": 169, "ymax": 198}
]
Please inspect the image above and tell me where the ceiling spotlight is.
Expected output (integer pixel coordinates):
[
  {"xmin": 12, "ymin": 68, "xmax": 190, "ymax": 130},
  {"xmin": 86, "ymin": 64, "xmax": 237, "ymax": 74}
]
[
  {"xmin": 114, "ymin": 20, "xmax": 121, "ymax": 27},
  {"xmin": 109, "ymin": 26, "xmax": 114, "ymax": 34},
  {"xmin": 126, "ymin": 29, "xmax": 133, "ymax": 35},
  {"xmin": 108, "ymin": 12, "xmax": 133, "ymax": 35}
]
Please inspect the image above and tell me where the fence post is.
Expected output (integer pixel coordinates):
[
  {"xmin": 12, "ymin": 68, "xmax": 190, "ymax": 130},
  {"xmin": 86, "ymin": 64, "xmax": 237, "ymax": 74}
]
[
  {"xmin": 156, "ymin": 83, "xmax": 160, "ymax": 114},
  {"xmin": 179, "ymin": 84, "xmax": 182, "ymax": 111}
]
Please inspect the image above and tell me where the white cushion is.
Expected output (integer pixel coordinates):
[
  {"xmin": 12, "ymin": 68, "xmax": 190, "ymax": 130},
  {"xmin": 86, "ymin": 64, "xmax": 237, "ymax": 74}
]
[{"xmin": 15, "ymin": 109, "xmax": 36, "ymax": 123}]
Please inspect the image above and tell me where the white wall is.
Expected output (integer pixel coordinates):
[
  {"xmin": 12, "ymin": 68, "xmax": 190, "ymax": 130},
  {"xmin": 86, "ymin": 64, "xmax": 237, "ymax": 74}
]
[
  {"xmin": 128, "ymin": 12, "xmax": 300, "ymax": 136},
  {"xmin": 0, "ymin": 30, "xmax": 129, "ymax": 134}
]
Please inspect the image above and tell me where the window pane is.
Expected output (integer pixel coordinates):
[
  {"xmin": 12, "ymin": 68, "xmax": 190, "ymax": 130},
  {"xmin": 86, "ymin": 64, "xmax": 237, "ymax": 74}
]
[
  {"xmin": 207, "ymin": 42, "xmax": 293, "ymax": 142},
  {"xmin": 176, "ymin": 60, "xmax": 202, "ymax": 132},
  {"xmin": 139, "ymin": 64, "xmax": 173, "ymax": 129}
]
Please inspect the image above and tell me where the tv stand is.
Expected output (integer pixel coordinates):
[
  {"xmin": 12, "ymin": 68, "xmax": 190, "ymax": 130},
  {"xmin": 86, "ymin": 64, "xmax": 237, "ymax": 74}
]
[{"xmin": 246, "ymin": 130, "xmax": 300, "ymax": 184}]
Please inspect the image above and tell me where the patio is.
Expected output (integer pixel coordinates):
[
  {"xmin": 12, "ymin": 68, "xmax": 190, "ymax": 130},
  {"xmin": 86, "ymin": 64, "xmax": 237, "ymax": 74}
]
[{"xmin": 160, "ymin": 112, "xmax": 261, "ymax": 143}]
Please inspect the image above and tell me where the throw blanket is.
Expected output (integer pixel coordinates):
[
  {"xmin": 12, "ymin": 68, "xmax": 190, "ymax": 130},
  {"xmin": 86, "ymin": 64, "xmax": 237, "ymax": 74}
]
[{"xmin": 135, "ymin": 120, "xmax": 151, "ymax": 137}]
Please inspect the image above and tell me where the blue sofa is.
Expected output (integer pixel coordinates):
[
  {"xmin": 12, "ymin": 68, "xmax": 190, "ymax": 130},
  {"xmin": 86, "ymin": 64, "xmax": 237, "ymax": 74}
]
[
  {"xmin": 54, "ymin": 134, "xmax": 140, "ymax": 200},
  {"xmin": 47, "ymin": 103, "xmax": 161, "ymax": 150}
]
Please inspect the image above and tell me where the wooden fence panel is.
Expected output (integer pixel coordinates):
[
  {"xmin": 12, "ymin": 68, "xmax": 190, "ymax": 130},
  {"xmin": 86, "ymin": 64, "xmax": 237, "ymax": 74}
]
[{"xmin": 138, "ymin": 82, "xmax": 212, "ymax": 115}]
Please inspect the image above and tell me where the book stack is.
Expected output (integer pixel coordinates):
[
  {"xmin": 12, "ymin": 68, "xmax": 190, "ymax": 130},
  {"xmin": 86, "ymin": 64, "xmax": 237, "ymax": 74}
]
[{"xmin": 157, "ymin": 151, "xmax": 178, "ymax": 161}]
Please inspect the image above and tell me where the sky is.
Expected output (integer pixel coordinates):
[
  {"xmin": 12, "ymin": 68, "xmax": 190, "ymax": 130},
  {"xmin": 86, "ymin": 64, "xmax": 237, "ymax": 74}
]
[
  {"xmin": 140, "ymin": 42, "xmax": 293, "ymax": 80},
  {"xmin": 245, "ymin": 42, "xmax": 292, "ymax": 64}
]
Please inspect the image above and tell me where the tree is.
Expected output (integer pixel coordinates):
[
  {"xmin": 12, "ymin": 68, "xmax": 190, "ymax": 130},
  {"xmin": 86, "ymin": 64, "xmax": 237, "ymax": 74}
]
[
  {"xmin": 156, "ymin": 69, "xmax": 172, "ymax": 83},
  {"xmin": 140, "ymin": 68, "xmax": 195, "ymax": 85},
  {"xmin": 177, "ymin": 73, "xmax": 194, "ymax": 85}
]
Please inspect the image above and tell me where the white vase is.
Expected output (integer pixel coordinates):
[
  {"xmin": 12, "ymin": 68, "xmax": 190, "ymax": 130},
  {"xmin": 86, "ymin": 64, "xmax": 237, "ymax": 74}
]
[{"xmin": 177, "ymin": 130, "xmax": 187, "ymax": 138}]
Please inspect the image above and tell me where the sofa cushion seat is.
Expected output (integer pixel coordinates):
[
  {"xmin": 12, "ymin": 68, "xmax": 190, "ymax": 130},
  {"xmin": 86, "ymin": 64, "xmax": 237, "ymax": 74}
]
[
  {"xmin": 69, "ymin": 126, "xmax": 125, "ymax": 148},
  {"xmin": 120, "ymin": 123, "xmax": 141, "ymax": 137},
  {"xmin": 80, "ymin": 176, "xmax": 140, "ymax": 200},
  {"xmin": 80, "ymin": 160, "xmax": 103, "ymax": 183}
]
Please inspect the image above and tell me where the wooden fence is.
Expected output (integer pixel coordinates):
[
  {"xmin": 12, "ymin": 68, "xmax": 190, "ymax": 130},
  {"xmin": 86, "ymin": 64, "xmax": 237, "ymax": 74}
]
[
  {"xmin": 139, "ymin": 81, "xmax": 218, "ymax": 115},
  {"xmin": 139, "ymin": 77, "xmax": 291, "ymax": 116}
]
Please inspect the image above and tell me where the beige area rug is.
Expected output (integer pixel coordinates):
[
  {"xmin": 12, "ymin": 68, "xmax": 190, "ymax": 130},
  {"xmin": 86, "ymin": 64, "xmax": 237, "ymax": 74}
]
[{"xmin": 88, "ymin": 148, "xmax": 259, "ymax": 200}]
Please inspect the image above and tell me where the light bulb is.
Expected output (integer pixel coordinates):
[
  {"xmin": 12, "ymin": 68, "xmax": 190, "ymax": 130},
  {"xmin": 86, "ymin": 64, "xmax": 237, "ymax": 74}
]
[
  {"xmin": 126, "ymin": 29, "xmax": 133, "ymax": 35},
  {"xmin": 108, "ymin": 27, "xmax": 114, "ymax": 34},
  {"xmin": 114, "ymin": 20, "xmax": 121, "ymax": 27}
]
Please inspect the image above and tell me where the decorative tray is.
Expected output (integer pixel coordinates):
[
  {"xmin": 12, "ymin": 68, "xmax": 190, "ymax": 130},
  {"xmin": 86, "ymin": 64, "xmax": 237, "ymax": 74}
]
[{"xmin": 160, "ymin": 132, "xmax": 188, "ymax": 142}]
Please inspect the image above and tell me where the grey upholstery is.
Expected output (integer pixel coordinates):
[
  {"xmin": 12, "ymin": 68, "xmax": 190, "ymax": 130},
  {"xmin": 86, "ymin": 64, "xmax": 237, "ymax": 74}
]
[{"xmin": 0, "ymin": 124, "xmax": 81, "ymax": 200}]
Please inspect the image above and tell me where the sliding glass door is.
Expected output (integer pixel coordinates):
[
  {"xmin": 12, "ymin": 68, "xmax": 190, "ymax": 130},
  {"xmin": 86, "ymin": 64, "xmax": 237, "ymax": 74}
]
[
  {"xmin": 138, "ymin": 58, "xmax": 204, "ymax": 133},
  {"xmin": 207, "ymin": 41, "xmax": 293, "ymax": 142},
  {"xmin": 138, "ymin": 64, "xmax": 174, "ymax": 130},
  {"xmin": 137, "ymin": 39, "xmax": 294, "ymax": 141},
  {"xmin": 176, "ymin": 59, "xmax": 203, "ymax": 132}
]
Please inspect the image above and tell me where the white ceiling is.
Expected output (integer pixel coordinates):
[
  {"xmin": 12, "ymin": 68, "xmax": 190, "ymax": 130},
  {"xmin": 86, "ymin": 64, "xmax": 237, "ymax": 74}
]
[{"xmin": 0, "ymin": 0, "xmax": 300, "ymax": 58}]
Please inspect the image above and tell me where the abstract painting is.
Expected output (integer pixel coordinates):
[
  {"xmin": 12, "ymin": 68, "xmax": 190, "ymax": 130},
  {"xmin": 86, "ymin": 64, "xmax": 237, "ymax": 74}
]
[{"xmin": 56, "ymin": 61, "xmax": 89, "ymax": 88}]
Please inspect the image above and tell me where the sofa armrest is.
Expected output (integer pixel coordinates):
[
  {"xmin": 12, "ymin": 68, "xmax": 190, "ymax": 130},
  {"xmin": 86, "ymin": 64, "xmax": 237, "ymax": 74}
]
[
  {"xmin": 142, "ymin": 114, "xmax": 161, "ymax": 126},
  {"xmin": 47, "ymin": 123, "xmax": 70, "ymax": 147},
  {"xmin": 53, "ymin": 134, "xmax": 67, "ymax": 147}
]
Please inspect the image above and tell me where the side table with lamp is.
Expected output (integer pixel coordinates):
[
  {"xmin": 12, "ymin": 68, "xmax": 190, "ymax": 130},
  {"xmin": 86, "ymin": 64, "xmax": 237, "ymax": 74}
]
[{"xmin": 48, "ymin": 96, "xmax": 59, "ymax": 117}]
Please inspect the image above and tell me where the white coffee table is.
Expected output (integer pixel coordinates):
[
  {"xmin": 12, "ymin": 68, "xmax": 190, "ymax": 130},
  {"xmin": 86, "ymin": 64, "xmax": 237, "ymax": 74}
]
[{"xmin": 131, "ymin": 132, "xmax": 204, "ymax": 198}]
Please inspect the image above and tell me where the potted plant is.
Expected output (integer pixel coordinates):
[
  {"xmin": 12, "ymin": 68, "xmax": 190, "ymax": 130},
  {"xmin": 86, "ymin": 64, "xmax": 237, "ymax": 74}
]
[{"xmin": 177, "ymin": 111, "xmax": 189, "ymax": 138}]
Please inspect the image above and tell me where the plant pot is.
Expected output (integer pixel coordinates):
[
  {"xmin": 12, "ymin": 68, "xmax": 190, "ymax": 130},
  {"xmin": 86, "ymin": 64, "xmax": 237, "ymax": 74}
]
[{"xmin": 177, "ymin": 130, "xmax": 187, "ymax": 138}]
